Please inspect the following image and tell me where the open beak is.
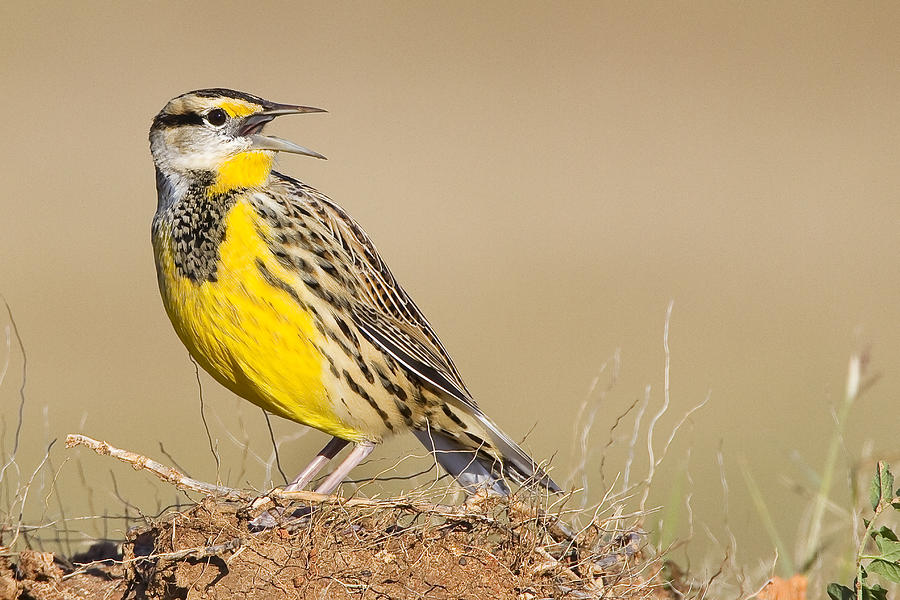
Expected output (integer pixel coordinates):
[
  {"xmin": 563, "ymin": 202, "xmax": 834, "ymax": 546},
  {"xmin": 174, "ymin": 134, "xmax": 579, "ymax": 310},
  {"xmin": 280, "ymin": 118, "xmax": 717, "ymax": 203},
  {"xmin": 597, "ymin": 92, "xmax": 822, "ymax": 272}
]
[{"xmin": 243, "ymin": 102, "xmax": 327, "ymax": 160}]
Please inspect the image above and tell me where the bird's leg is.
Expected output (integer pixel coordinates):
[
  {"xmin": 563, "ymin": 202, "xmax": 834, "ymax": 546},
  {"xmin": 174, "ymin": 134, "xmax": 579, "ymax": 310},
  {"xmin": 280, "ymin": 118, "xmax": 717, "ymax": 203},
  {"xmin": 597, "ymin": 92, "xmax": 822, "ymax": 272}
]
[
  {"xmin": 250, "ymin": 436, "xmax": 349, "ymax": 530},
  {"xmin": 284, "ymin": 436, "xmax": 349, "ymax": 491},
  {"xmin": 314, "ymin": 441, "xmax": 376, "ymax": 495}
]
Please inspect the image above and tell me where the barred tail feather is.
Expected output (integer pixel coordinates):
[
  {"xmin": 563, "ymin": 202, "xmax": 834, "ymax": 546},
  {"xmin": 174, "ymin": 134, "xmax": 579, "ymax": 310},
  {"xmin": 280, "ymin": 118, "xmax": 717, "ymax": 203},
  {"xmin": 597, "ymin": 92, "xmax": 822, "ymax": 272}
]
[
  {"xmin": 413, "ymin": 429, "xmax": 510, "ymax": 495},
  {"xmin": 470, "ymin": 410, "xmax": 563, "ymax": 493},
  {"xmin": 413, "ymin": 410, "xmax": 562, "ymax": 495}
]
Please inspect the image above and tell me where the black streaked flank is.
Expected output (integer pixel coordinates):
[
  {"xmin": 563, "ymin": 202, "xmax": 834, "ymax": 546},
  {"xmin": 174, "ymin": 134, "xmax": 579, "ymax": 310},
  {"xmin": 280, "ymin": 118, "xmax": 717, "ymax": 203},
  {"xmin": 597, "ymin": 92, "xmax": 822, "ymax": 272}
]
[
  {"xmin": 271, "ymin": 248, "xmax": 313, "ymax": 274},
  {"xmin": 412, "ymin": 390, "xmax": 429, "ymax": 406},
  {"xmin": 341, "ymin": 369, "xmax": 367, "ymax": 400},
  {"xmin": 370, "ymin": 398, "xmax": 394, "ymax": 431},
  {"xmin": 322, "ymin": 351, "xmax": 340, "ymax": 378},
  {"xmin": 336, "ymin": 316, "xmax": 360, "ymax": 351},
  {"xmin": 312, "ymin": 319, "xmax": 328, "ymax": 338},
  {"xmin": 342, "ymin": 368, "xmax": 393, "ymax": 431},
  {"xmin": 316, "ymin": 257, "xmax": 338, "ymax": 275},
  {"xmin": 441, "ymin": 404, "xmax": 467, "ymax": 429},
  {"xmin": 327, "ymin": 329, "xmax": 361, "ymax": 361},
  {"xmin": 255, "ymin": 259, "xmax": 306, "ymax": 308},
  {"xmin": 355, "ymin": 356, "xmax": 375, "ymax": 384},
  {"xmin": 394, "ymin": 400, "xmax": 414, "ymax": 426},
  {"xmin": 373, "ymin": 367, "xmax": 409, "ymax": 402}
]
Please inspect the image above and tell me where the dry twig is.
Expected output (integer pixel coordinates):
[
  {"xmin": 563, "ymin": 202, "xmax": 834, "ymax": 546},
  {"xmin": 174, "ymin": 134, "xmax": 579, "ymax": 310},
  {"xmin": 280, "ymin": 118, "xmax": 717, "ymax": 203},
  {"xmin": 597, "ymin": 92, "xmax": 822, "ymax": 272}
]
[{"xmin": 65, "ymin": 434, "xmax": 511, "ymax": 526}]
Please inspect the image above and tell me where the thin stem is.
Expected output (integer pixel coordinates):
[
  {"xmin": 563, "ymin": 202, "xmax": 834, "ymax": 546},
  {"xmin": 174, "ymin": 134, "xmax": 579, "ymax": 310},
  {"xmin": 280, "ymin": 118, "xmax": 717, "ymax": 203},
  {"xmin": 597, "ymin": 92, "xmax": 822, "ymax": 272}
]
[
  {"xmin": 804, "ymin": 354, "xmax": 861, "ymax": 568},
  {"xmin": 855, "ymin": 461, "xmax": 888, "ymax": 600}
]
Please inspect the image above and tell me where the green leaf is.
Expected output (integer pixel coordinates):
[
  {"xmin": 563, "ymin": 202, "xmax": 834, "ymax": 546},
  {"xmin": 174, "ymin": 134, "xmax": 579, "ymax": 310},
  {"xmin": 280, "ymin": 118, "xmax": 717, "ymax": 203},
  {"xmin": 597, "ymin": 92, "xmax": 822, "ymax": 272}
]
[
  {"xmin": 870, "ymin": 462, "xmax": 895, "ymax": 510},
  {"xmin": 863, "ymin": 583, "xmax": 888, "ymax": 600},
  {"xmin": 868, "ymin": 559, "xmax": 900, "ymax": 584},
  {"xmin": 875, "ymin": 534, "xmax": 900, "ymax": 560},
  {"xmin": 884, "ymin": 465, "xmax": 896, "ymax": 501},
  {"xmin": 870, "ymin": 474, "xmax": 879, "ymax": 511},
  {"xmin": 827, "ymin": 583, "xmax": 854, "ymax": 600},
  {"xmin": 874, "ymin": 526, "xmax": 899, "ymax": 542}
]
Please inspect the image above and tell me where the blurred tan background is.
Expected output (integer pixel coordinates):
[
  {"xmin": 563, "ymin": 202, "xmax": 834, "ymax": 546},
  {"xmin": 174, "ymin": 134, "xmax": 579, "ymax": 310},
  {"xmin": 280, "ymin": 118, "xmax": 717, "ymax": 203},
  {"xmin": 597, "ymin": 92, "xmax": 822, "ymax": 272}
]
[{"xmin": 1, "ymin": 1, "xmax": 898, "ymax": 568}]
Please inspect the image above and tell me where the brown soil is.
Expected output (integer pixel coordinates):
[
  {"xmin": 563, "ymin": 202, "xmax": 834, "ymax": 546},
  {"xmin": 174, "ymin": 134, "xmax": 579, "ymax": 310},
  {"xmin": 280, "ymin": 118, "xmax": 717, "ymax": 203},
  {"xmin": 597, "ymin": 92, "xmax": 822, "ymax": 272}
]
[
  {"xmin": 0, "ymin": 548, "xmax": 123, "ymax": 600},
  {"xmin": 3, "ymin": 495, "xmax": 666, "ymax": 599}
]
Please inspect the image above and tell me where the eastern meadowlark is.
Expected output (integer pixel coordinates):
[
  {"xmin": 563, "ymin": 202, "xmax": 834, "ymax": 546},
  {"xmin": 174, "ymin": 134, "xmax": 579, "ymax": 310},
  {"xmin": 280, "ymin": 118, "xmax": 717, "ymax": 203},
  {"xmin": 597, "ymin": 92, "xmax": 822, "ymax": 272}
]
[{"xmin": 149, "ymin": 88, "xmax": 561, "ymax": 501}]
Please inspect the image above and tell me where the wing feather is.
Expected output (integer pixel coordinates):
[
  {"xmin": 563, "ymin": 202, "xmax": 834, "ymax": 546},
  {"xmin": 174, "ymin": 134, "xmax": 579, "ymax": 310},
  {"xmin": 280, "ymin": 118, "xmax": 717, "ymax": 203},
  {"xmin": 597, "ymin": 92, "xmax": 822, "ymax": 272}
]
[
  {"xmin": 267, "ymin": 174, "xmax": 561, "ymax": 492},
  {"xmin": 275, "ymin": 174, "xmax": 476, "ymax": 406}
]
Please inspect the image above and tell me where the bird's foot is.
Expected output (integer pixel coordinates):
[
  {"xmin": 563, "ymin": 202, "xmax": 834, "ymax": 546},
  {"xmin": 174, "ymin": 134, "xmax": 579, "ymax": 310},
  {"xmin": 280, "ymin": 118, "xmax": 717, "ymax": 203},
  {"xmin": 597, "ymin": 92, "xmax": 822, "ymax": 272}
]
[{"xmin": 248, "ymin": 505, "xmax": 313, "ymax": 532}]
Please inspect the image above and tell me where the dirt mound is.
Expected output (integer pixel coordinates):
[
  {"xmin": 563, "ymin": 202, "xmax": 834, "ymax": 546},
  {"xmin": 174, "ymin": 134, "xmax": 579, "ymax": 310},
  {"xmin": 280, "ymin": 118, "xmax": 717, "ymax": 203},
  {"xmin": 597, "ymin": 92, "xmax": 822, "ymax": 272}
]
[
  {"xmin": 5, "ymin": 494, "xmax": 661, "ymax": 599},
  {"xmin": 0, "ymin": 548, "xmax": 124, "ymax": 600}
]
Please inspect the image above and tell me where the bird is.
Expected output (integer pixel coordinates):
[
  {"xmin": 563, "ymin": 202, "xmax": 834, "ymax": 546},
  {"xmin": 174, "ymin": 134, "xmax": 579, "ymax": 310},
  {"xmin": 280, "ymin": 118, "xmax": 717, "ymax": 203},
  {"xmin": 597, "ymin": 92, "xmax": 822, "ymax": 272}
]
[{"xmin": 148, "ymin": 88, "xmax": 561, "ymax": 506}]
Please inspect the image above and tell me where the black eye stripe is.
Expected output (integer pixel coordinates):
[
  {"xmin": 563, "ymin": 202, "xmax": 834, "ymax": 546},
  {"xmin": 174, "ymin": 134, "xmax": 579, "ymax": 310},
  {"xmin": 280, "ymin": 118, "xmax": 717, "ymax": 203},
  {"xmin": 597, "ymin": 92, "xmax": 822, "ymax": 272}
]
[{"xmin": 152, "ymin": 111, "xmax": 205, "ymax": 129}]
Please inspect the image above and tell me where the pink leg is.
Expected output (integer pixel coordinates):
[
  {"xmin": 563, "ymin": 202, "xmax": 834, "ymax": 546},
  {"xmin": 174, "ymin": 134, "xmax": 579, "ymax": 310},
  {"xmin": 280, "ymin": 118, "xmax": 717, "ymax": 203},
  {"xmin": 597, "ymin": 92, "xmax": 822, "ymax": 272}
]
[
  {"xmin": 284, "ymin": 437, "xmax": 349, "ymax": 491},
  {"xmin": 314, "ymin": 441, "xmax": 376, "ymax": 495},
  {"xmin": 250, "ymin": 436, "xmax": 350, "ymax": 529}
]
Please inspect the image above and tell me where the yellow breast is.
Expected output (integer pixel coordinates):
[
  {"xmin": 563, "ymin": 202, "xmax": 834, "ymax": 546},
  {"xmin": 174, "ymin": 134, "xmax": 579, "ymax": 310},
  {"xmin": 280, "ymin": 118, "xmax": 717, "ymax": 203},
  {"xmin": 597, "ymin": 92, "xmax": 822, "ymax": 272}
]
[{"xmin": 154, "ymin": 199, "xmax": 363, "ymax": 441}]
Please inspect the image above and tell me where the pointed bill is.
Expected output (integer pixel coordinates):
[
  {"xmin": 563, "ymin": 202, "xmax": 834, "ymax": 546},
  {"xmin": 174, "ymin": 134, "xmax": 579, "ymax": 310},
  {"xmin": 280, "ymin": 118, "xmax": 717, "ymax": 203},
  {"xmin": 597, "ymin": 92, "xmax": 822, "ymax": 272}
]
[
  {"xmin": 249, "ymin": 134, "xmax": 327, "ymax": 160},
  {"xmin": 261, "ymin": 103, "xmax": 327, "ymax": 116},
  {"xmin": 241, "ymin": 102, "xmax": 326, "ymax": 159}
]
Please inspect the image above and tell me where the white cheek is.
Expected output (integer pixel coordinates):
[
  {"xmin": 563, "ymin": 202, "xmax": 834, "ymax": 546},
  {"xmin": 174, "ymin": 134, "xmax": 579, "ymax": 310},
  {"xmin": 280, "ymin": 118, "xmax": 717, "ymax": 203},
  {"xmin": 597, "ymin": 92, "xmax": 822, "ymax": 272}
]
[
  {"xmin": 170, "ymin": 136, "xmax": 252, "ymax": 172},
  {"xmin": 176, "ymin": 148, "xmax": 227, "ymax": 170}
]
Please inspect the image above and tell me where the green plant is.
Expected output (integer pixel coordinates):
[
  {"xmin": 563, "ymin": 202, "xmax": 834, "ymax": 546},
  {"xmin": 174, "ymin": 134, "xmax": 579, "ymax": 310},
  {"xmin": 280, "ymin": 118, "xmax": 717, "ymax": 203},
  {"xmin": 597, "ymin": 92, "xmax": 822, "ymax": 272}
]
[{"xmin": 827, "ymin": 462, "xmax": 900, "ymax": 600}]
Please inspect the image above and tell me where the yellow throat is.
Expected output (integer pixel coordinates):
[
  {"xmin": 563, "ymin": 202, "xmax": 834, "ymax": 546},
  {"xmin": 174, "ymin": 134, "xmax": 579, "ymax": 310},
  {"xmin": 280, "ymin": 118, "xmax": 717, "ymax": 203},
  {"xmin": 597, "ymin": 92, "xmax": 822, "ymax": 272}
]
[{"xmin": 210, "ymin": 151, "xmax": 274, "ymax": 195}]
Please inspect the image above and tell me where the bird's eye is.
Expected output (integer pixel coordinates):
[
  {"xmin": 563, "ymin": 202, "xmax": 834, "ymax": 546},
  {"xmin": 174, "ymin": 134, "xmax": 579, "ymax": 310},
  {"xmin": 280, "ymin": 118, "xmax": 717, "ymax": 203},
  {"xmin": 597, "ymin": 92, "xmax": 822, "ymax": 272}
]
[{"xmin": 205, "ymin": 108, "xmax": 228, "ymax": 127}]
